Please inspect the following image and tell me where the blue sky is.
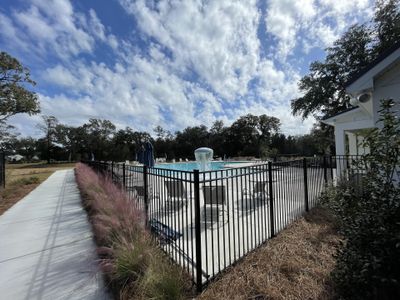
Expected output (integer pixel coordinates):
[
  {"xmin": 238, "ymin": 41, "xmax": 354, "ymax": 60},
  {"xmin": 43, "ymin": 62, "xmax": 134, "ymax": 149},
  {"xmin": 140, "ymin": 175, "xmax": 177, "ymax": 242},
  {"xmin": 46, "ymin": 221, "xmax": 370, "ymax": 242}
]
[{"xmin": 0, "ymin": 0, "xmax": 374, "ymax": 137}]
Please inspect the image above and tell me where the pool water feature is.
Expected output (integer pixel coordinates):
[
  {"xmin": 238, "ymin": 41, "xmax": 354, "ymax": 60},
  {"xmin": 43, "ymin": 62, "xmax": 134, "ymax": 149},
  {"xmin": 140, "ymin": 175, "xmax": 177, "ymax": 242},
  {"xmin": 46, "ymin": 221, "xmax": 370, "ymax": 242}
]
[{"xmin": 194, "ymin": 147, "xmax": 213, "ymax": 171}]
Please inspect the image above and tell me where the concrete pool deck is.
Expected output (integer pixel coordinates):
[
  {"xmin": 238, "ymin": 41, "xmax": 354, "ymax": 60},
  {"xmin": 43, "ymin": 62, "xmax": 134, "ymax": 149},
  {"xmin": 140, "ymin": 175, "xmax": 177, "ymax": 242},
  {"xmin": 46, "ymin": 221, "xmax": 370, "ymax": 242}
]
[{"xmin": 0, "ymin": 169, "xmax": 109, "ymax": 300}]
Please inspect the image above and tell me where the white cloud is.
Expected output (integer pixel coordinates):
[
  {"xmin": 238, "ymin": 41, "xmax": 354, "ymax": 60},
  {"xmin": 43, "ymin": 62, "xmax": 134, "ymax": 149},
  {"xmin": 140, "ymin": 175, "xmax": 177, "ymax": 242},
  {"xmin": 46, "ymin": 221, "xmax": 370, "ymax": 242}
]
[
  {"xmin": 2, "ymin": 0, "xmax": 376, "ymax": 138},
  {"xmin": 119, "ymin": 0, "xmax": 261, "ymax": 100},
  {"xmin": 0, "ymin": 0, "xmax": 120, "ymax": 60},
  {"xmin": 265, "ymin": 0, "xmax": 373, "ymax": 58}
]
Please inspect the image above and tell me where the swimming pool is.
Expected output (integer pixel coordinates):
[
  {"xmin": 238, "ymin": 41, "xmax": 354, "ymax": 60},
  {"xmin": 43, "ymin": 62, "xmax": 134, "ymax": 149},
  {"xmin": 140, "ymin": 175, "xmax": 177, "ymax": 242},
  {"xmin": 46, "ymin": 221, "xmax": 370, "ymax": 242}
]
[{"xmin": 155, "ymin": 161, "xmax": 242, "ymax": 171}]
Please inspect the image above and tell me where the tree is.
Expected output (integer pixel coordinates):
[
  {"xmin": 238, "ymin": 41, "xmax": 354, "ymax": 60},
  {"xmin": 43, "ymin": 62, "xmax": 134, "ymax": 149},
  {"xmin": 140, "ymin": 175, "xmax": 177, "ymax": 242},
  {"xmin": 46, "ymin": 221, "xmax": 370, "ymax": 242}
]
[
  {"xmin": 291, "ymin": 0, "xmax": 400, "ymax": 120},
  {"xmin": 0, "ymin": 52, "xmax": 39, "ymax": 122},
  {"xmin": 291, "ymin": 24, "xmax": 373, "ymax": 120},
  {"xmin": 374, "ymin": 0, "xmax": 400, "ymax": 55},
  {"xmin": 37, "ymin": 115, "xmax": 59, "ymax": 163},
  {"xmin": 13, "ymin": 137, "xmax": 37, "ymax": 161},
  {"xmin": 82, "ymin": 119, "xmax": 116, "ymax": 160},
  {"xmin": 175, "ymin": 125, "xmax": 209, "ymax": 159}
]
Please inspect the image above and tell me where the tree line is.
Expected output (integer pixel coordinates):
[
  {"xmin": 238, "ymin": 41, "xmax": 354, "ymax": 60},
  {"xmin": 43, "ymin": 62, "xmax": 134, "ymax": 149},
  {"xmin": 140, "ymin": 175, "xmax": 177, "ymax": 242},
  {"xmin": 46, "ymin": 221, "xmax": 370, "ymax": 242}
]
[{"xmin": 3, "ymin": 114, "xmax": 333, "ymax": 163}]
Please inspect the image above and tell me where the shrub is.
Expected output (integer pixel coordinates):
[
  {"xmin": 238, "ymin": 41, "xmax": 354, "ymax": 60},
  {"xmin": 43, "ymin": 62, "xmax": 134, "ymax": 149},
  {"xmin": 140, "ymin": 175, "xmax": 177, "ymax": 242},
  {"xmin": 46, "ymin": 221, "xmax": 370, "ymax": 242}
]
[
  {"xmin": 75, "ymin": 163, "xmax": 188, "ymax": 299},
  {"xmin": 12, "ymin": 176, "xmax": 40, "ymax": 185},
  {"xmin": 322, "ymin": 99, "xmax": 400, "ymax": 299}
]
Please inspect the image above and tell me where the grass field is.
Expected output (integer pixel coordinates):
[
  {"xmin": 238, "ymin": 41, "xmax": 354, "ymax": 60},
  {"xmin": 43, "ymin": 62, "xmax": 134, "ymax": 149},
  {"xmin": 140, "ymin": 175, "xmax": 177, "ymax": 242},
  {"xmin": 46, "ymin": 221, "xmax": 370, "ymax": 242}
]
[{"xmin": 0, "ymin": 162, "xmax": 76, "ymax": 215}]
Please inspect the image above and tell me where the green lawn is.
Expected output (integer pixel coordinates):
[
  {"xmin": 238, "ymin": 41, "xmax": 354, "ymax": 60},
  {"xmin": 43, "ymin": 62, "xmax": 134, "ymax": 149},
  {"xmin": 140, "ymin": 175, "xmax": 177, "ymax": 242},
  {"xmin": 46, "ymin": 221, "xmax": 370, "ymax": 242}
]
[{"xmin": 0, "ymin": 162, "xmax": 76, "ymax": 215}]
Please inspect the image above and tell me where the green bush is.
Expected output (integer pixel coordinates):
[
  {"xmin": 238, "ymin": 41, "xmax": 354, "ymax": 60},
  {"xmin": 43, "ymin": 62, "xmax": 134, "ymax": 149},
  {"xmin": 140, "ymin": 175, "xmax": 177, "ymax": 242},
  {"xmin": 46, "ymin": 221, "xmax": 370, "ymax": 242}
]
[
  {"xmin": 12, "ymin": 176, "xmax": 40, "ymax": 185},
  {"xmin": 322, "ymin": 99, "xmax": 400, "ymax": 299}
]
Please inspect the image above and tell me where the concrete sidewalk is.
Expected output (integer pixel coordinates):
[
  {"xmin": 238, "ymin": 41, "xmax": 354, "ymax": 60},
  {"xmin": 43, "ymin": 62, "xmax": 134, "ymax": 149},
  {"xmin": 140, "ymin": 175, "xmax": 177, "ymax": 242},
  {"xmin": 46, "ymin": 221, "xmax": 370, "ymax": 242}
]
[{"xmin": 0, "ymin": 169, "xmax": 109, "ymax": 300}]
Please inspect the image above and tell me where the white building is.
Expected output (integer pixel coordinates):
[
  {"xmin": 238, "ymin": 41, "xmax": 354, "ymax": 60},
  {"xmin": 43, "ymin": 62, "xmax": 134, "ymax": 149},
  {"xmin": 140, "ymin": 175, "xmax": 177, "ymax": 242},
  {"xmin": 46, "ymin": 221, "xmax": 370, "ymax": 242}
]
[{"xmin": 322, "ymin": 43, "xmax": 400, "ymax": 156}]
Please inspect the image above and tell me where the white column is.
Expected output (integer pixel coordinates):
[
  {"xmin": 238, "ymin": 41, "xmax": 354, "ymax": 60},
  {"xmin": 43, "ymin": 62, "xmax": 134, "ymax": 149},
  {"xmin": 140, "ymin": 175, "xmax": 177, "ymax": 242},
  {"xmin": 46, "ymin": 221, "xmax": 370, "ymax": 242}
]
[
  {"xmin": 334, "ymin": 127, "xmax": 346, "ymax": 156},
  {"xmin": 347, "ymin": 132, "xmax": 358, "ymax": 156},
  {"xmin": 334, "ymin": 127, "xmax": 346, "ymax": 180}
]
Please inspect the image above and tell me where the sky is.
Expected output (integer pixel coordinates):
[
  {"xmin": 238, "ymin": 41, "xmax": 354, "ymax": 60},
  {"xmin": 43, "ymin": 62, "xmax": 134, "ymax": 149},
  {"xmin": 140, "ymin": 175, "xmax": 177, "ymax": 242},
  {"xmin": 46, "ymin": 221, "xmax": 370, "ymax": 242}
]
[{"xmin": 0, "ymin": 0, "xmax": 374, "ymax": 137}]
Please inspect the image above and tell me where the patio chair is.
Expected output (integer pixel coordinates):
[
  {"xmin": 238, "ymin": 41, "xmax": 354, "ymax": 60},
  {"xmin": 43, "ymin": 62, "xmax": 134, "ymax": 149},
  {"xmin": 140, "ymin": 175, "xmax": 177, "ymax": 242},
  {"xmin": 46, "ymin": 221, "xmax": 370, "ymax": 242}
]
[
  {"xmin": 202, "ymin": 185, "xmax": 227, "ymax": 224},
  {"xmin": 149, "ymin": 218, "xmax": 182, "ymax": 244},
  {"xmin": 240, "ymin": 181, "xmax": 269, "ymax": 210},
  {"xmin": 164, "ymin": 180, "xmax": 190, "ymax": 210},
  {"xmin": 130, "ymin": 185, "xmax": 153, "ymax": 209}
]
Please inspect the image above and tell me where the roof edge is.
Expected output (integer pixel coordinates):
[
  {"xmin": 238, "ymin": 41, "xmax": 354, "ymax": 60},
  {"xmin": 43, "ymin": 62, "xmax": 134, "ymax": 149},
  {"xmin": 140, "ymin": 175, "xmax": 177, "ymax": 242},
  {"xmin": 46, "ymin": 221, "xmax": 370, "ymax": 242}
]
[{"xmin": 345, "ymin": 41, "xmax": 400, "ymax": 88}]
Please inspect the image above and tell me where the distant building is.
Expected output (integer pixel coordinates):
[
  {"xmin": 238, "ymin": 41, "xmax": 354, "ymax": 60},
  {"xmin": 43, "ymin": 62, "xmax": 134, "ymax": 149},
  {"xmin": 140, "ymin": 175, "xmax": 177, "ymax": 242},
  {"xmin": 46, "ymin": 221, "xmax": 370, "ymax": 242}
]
[{"xmin": 7, "ymin": 154, "xmax": 25, "ymax": 162}]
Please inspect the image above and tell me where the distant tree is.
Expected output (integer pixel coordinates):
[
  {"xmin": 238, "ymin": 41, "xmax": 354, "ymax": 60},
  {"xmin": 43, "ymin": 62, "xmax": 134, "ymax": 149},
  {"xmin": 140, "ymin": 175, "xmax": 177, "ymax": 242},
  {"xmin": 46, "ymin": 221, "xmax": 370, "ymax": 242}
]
[
  {"xmin": 82, "ymin": 119, "xmax": 116, "ymax": 160},
  {"xmin": 175, "ymin": 125, "xmax": 209, "ymax": 159},
  {"xmin": 153, "ymin": 126, "xmax": 174, "ymax": 159},
  {"xmin": 0, "ymin": 52, "xmax": 39, "ymax": 122},
  {"xmin": 54, "ymin": 124, "xmax": 79, "ymax": 161},
  {"xmin": 37, "ymin": 115, "xmax": 59, "ymax": 163},
  {"xmin": 209, "ymin": 120, "xmax": 228, "ymax": 158},
  {"xmin": 13, "ymin": 137, "xmax": 37, "ymax": 161}
]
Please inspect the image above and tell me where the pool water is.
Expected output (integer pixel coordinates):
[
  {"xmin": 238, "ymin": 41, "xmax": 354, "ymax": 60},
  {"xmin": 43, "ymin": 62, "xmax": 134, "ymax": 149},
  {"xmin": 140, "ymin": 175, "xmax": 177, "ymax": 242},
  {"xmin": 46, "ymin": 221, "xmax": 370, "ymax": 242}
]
[{"xmin": 155, "ymin": 161, "xmax": 240, "ymax": 171}]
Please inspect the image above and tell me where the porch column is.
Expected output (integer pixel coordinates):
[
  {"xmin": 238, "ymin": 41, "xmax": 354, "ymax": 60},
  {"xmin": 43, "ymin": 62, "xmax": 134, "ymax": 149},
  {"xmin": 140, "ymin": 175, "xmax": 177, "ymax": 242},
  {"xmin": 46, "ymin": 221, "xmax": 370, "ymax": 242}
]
[
  {"xmin": 347, "ymin": 132, "xmax": 358, "ymax": 156},
  {"xmin": 334, "ymin": 127, "xmax": 346, "ymax": 156},
  {"xmin": 334, "ymin": 127, "xmax": 346, "ymax": 179}
]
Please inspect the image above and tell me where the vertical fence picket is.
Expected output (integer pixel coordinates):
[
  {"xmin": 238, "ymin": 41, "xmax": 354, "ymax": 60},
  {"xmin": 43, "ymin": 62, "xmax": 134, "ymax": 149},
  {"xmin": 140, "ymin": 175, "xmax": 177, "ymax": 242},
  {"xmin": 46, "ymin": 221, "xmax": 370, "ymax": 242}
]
[
  {"xmin": 303, "ymin": 158, "xmax": 309, "ymax": 212},
  {"xmin": 268, "ymin": 162, "xmax": 275, "ymax": 237}
]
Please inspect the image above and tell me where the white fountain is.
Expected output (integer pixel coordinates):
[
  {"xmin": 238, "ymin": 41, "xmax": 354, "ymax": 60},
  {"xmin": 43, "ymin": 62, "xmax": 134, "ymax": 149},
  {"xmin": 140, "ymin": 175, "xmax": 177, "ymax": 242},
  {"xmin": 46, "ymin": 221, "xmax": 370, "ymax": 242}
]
[{"xmin": 194, "ymin": 147, "xmax": 214, "ymax": 171}]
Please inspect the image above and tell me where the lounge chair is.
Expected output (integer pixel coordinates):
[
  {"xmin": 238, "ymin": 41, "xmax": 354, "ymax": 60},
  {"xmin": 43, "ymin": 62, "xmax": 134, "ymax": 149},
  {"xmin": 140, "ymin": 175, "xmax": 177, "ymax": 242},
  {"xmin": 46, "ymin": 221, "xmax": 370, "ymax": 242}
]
[
  {"xmin": 202, "ymin": 185, "xmax": 227, "ymax": 224},
  {"xmin": 149, "ymin": 218, "xmax": 182, "ymax": 243},
  {"xmin": 240, "ymin": 181, "xmax": 269, "ymax": 210},
  {"xmin": 164, "ymin": 180, "xmax": 189, "ymax": 210},
  {"xmin": 130, "ymin": 185, "xmax": 151, "ymax": 209}
]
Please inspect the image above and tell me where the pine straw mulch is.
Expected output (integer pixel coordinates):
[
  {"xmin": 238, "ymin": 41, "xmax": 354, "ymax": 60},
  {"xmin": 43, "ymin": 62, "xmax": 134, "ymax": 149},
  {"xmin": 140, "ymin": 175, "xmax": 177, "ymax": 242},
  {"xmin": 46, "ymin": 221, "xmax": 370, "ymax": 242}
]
[{"xmin": 197, "ymin": 207, "xmax": 341, "ymax": 300}]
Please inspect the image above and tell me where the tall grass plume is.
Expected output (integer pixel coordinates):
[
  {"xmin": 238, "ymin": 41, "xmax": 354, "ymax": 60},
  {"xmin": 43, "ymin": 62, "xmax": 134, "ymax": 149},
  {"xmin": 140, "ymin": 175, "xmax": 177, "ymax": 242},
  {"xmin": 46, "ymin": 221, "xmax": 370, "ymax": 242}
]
[{"xmin": 75, "ymin": 163, "xmax": 189, "ymax": 299}]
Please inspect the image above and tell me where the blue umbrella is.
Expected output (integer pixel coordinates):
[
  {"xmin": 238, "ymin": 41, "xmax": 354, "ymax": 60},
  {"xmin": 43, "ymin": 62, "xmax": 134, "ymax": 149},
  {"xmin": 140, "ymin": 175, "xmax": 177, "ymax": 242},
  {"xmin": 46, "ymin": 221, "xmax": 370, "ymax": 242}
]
[{"xmin": 144, "ymin": 142, "xmax": 155, "ymax": 167}]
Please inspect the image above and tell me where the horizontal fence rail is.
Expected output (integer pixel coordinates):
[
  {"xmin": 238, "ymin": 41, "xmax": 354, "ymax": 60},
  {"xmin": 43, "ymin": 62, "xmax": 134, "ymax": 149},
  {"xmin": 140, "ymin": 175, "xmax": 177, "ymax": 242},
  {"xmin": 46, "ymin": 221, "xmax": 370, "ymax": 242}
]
[{"xmin": 84, "ymin": 155, "xmax": 363, "ymax": 292}]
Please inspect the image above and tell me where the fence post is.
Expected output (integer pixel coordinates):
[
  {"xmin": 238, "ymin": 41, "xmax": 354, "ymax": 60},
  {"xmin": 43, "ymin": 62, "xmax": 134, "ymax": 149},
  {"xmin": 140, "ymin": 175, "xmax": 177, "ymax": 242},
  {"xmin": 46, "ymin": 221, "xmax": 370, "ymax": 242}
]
[
  {"xmin": 122, "ymin": 163, "xmax": 126, "ymax": 189},
  {"xmin": 193, "ymin": 169, "xmax": 203, "ymax": 293},
  {"xmin": 330, "ymin": 156, "xmax": 334, "ymax": 181},
  {"xmin": 323, "ymin": 156, "xmax": 328, "ymax": 184},
  {"xmin": 303, "ymin": 158, "xmax": 309, "ymax": 212},
  {"xmin": 143, "ymin": 165, "xmax": 149, "ymax": 226},
  {"xmin": 1, "ymin": 152, "xmax": 5, "ymax": 189},
  {"xmin": 111, "ymin": 161, "xmax": 114, "ymax": 181},
  {"xmin": 268, "ymin": 162, "xmax": 275, "ymax": 237}
]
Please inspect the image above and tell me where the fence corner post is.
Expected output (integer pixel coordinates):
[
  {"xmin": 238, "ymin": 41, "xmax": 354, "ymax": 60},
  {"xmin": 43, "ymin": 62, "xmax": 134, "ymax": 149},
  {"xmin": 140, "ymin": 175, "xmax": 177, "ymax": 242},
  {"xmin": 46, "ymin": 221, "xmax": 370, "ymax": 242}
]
[
  {"xmin": 268, "ymin": 162, "xmax": 275, "ymax": 237},
  {"xmin": 303, "ymin": 158, "xmax": 309, "ymax": 212},
  {"xmin": 1, "ymin": 152, "xmax": 5, "ymax": 189},
  {"xmin": 122, "ymin": 163, "xmax": 126, "ymax": 189},
  {"xmin": 143, "ymin": 165, "xmax": 149, "ymax": 226},
  {"xmin": 323, "ymin": 156, "xmax": 328, "ymax": 184},
  {"xmin": 193, "ymin": 169, "xmax": 203, "ymax": 292}
]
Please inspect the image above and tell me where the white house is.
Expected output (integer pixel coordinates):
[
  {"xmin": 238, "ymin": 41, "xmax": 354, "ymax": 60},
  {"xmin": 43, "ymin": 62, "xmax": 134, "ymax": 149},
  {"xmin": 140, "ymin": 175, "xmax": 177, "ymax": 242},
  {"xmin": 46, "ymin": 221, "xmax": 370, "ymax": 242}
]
[{"xmin": 322, "ymin": 43, "xmax": 400, "ymax": 157}]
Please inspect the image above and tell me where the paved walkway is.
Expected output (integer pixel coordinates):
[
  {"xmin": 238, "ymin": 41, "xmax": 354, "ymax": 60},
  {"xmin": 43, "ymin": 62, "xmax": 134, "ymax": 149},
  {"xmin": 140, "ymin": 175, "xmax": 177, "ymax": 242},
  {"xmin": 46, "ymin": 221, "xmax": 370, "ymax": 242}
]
[{"xmin": 0, "ymin": 169, "xmax": 109, "ymax": 300}]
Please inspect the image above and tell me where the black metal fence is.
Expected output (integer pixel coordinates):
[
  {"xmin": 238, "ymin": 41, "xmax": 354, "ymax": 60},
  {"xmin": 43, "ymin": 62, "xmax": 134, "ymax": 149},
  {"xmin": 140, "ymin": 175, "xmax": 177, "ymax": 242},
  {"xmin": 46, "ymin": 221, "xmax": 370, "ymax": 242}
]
[
  {"xmin": 0, "ymin": 152, "xmax": 5, "ymax": 189},
  {"xmin": 85, "ymin": 155, "xmax": 361, "ymax": 292}
]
